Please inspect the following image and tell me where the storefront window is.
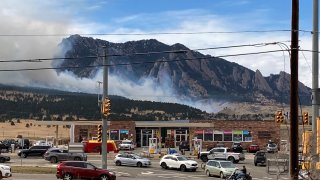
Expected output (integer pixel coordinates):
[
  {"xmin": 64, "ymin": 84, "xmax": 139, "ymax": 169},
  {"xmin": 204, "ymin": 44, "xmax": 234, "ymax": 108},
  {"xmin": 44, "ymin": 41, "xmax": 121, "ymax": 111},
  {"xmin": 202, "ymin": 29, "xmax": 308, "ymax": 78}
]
[
  {"xmin": 223, "ymin": 130, "xmax": 232, "ymax": 141},
  {"xmin": 233, "ymin": 130, "xmax": 242, "ymax": 141},
  {"xmin": 195, "ymin": 130, "xmax": 203, "ymax": 140},
  {"xmin": 214, "ymin": 130, "xmax": 223, "ymax": 141},
  {"xmin": 110, "ymin": 130, "xmax": 119, "ymax": 140},
  {"xmin": 120, "ymin": 129, "xmax": 129, "ymax": 140},
  {"xmin": 204, "ymin": 130, "xmax": 213, "ymax": 141},
  {"xmin": 243, "ymin": 130, "xmax": 252, "ymax": 142}
]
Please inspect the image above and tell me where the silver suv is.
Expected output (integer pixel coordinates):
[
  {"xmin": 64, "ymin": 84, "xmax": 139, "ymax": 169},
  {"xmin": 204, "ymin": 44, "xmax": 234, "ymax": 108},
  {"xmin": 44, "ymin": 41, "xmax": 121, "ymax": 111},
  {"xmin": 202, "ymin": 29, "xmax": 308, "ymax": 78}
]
[
  {"xmin": 43, "ymin": 147, "xmax": 87, "ymax": 163},
  {"xmin": 266, "ymin": 143, "xmax": 278, "ymax": 153}
]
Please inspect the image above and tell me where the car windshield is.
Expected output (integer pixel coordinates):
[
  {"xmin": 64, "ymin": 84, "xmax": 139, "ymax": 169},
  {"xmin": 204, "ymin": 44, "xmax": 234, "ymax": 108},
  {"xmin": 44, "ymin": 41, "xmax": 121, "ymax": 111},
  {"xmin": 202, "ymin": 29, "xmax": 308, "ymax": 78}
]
[
  {"xmin": 269, "ymin": 144, "xmax": 276, "ymax": 147},
  {"xmin": 122, "ymin": 142, "xmax": 132, "ymax": 144},
  {"xmin": 220, "ymin": 162, "xmax": 235, "ymax": 168},
  {"xmin": 177, "ymin": 156, "xmax": 188, "ymax": 161}
]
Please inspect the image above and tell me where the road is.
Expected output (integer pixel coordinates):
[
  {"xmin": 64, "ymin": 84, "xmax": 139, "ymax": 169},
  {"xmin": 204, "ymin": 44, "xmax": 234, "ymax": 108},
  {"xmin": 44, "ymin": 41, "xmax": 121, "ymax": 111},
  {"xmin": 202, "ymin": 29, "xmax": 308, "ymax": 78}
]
[{"xmin": 2, "ymin": 151, "xmax": 291, "ymax": 180}]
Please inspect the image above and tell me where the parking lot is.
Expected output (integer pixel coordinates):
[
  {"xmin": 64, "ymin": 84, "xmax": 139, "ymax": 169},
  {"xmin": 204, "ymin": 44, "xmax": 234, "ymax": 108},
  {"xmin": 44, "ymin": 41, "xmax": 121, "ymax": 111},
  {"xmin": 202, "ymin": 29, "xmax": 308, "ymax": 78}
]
[{"xmin": 0, "ymin": 148, "xmax": 292, "ymax": 180}]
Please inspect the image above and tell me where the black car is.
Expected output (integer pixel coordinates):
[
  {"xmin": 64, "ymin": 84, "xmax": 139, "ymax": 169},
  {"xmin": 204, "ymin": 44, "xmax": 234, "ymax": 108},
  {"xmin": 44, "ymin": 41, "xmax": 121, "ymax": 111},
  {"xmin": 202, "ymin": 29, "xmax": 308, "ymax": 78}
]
[
  {"xmin": 0, "ymin": 143, "xmax": 10, "ymax": 153},
  {"xmin": 254, "ymin": 151, "xmax": 267, "ymax": 166},
  {"xmin": 179, "ymin": 141, "xmax": 190, "ymax": 151},
  {"xmin": 231, "ymin": 142, "xmax": 243, "ymax": 153},
  {"xmin": 17, "ymin": 145, "xmax": 51, "ymax": 158},
  {"xmin": 0, "ymin": 154, "xmax": 10, "ymax": 163}
]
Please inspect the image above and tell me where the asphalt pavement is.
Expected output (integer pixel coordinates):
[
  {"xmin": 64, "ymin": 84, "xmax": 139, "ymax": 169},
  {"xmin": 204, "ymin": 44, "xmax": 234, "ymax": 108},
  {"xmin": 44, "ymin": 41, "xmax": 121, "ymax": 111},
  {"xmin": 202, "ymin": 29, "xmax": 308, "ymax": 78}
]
[{"xmin": 1, "ymin": 148, "xmax": 291, "ymax": 180}]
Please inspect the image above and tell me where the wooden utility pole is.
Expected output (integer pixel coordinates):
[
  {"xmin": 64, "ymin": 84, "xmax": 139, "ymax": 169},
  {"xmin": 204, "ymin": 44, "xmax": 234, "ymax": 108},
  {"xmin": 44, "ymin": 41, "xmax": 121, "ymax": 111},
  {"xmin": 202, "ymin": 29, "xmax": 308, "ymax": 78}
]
[{"xmin": 290, "ymin": 0, "xmax": 299, "ymax": 179}]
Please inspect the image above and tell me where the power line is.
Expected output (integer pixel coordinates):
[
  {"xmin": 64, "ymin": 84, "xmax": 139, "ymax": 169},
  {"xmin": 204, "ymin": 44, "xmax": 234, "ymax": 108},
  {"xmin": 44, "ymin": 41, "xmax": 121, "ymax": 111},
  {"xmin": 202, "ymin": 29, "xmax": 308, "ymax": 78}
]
[
  {"xmin": 0, "ymin": 29, "xmax": 317, "ymax": 37},
  {"xmin": 0, "ymin": 41, "xmax": 290, "ymax": 63},
  {"xmin": 0, "ymin": 49, "xmax": 285, "ymax": 72},
  {"xmin": 0, "ymin": 30, "xmax": 293, "ymax": 37}
]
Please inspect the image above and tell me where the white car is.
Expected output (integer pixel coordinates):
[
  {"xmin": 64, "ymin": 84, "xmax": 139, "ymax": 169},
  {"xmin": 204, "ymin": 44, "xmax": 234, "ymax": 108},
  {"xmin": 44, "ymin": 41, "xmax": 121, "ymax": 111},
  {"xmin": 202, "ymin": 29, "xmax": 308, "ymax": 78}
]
[
  {"xmin": 119, "ymin": 140, "xmax": 135, "ymax": 150},
  {"xmin": 160, "ymin": 154, "xmax": 198, "ymax": 172},
  {"xmin": 0, "ymin": 164, "xmax": 12, "ymax": 178}
]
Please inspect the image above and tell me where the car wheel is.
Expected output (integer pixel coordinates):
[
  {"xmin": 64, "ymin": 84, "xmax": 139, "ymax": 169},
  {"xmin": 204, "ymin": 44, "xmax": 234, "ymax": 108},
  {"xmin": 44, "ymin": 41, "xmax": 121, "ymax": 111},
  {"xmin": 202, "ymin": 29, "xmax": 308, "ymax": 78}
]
[
  {"xmin": 206, "ymin": 170, "xmax": 212, "ymax": 177},
  {"xmin": 0, "ymin": 157, "xmax": 5, "ymax": 163},
  {"xmin": 228, "ymin": 157, "xmax": 235, "ymax": 163},
  {"xmin": 180, "ymin": 164, "xmax": 187, "ymax": 172},
  {"xmin": 200, "ymin": 155, "xmax": 208, "ymax": 162},
  {"xmin": 74, "ymin": 157, "xmax": 81, "ymax": 161},
  {"xmin": 254, "ymin": 162, "xmax": 257, "ymax": 166},
  {"xmin": 115, "ymin": 160, "xmax": 121, "ymax": 166},
  {"xmin": 220, "ymin": 172, "xmax": 224, "ymax": 179},
  {"xmin": 63, "ymin": 173, "xmax": 73, "ymax": 180},
  {"xmin": 137, "ymin": 162, "xmax": 143, "ymax": 167},
  {"xmin": 50, "ymin": 157, "xmax": 58, "ymax": 163},
  {"xmin": 21, "ymin": 153, "xmax": 27, "ymax": 158},
  {"xmin": 160, "ymin": 162, "xmax": 168, "ymax": 169},
  {"xmin": 100, "ymin": 174, "xmax": 109, "ymax": 180}
]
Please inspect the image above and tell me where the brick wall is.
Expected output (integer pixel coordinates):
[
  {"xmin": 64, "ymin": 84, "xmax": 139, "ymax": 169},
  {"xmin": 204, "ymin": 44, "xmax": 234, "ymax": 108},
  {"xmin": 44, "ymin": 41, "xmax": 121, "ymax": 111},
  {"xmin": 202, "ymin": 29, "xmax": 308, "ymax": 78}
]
[
  {"xmin": 190, "ymin": 120, "xmax": 280, "ymax": 149},
  {"xmin": 74, "ymin": 120, "xmax": 136, "ymax": 144},
  {"xmin": 109, "ymin": 120, "xmax": 136, "ymax": 143}
]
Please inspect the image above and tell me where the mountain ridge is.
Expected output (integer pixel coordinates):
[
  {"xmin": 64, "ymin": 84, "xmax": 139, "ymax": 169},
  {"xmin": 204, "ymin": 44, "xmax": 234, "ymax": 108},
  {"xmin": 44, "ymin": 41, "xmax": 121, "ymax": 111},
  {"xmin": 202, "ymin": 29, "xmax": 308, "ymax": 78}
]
[{"xmin": 55, "ymin": 35, "xmax": 311, "ymax": 105}]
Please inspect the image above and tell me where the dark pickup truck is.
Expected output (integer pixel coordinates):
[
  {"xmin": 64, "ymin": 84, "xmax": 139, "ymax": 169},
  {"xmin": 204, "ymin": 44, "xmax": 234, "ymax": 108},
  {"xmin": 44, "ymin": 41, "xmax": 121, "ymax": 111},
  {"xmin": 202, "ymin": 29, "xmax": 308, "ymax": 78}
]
[{"xmin": 17, "ymin": 145, "xmax": 51, "ymax": 158}]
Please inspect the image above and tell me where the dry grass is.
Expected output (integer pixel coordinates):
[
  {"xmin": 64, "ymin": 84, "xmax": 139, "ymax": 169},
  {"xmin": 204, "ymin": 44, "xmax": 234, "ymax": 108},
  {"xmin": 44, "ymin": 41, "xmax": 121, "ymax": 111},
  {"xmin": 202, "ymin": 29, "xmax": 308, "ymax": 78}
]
[
  {"xmin": 0, "ymin": 120, "xmax": 69, "ymax": 141},
  {"xmin": 11, "ymin": 166, "xmax": 56, "ymax": 174}
]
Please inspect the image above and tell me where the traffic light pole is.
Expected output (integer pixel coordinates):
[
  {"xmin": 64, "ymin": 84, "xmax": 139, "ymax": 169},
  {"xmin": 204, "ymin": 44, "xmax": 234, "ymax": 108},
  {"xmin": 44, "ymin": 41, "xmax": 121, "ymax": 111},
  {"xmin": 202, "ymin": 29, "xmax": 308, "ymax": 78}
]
[{"xmin": 102, "ymin": 45, "xmax": 108, "ymax": 169}]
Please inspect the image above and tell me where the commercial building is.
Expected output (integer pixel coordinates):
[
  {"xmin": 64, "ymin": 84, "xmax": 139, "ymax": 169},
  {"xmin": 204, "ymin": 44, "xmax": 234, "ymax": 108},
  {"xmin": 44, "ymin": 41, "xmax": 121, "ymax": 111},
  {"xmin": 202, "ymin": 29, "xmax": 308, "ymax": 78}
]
[{"xmin": 74, "ymin": 119, "xmax": 280, "ymax": 149}]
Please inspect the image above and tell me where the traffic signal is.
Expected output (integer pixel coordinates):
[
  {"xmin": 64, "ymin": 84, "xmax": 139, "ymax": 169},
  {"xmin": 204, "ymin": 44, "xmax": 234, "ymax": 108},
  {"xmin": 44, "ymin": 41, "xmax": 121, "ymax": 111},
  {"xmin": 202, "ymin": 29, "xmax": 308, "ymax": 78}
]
[
  {"xmin": 97, "ymin": 124, "xmax": 102, "ymax": 142},
  {"xmin": 303, "ymin": 112, "xmax": 309, "ymax": 124},
  {"xmin": 101, "ymin": 97, "xmax": 111, "ymax": 116},
  {"xmin": 275, "ymin": 111, "xmax": 284, "ymax": 123}
]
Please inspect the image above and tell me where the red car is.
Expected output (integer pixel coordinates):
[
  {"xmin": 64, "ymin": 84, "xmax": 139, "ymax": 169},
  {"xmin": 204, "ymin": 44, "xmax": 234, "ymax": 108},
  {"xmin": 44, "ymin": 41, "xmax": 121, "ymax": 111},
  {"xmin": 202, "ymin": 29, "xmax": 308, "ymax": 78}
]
[
  {"xmin": 247, "ymin": 144, "xmax": 260, "ymax": 153},
  {"xmin": 56, "ymin": 161, "xmax": 116, "ymax": 180}
]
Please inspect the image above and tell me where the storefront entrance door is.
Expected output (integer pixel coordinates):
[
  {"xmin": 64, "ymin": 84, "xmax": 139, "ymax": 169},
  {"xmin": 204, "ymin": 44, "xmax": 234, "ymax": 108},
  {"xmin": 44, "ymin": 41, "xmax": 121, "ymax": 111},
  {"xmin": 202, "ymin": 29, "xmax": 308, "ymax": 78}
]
[
  {"xmin": 175, "ymin": 129, "xmax": 187, "ymax": 147},
  {"xmin": 141, "ymin": 129, "xmax": 153, "ymax": 147}
]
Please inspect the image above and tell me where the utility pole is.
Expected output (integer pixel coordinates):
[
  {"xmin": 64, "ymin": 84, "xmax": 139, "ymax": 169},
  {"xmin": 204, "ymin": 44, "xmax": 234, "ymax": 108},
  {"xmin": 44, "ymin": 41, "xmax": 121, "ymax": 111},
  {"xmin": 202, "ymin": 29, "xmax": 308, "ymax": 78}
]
[
  {"xmin": 312, "ymin": 0, "xmax": 319, "ymax": 163},
  {"xmin": 290, "ymin": 0, "xmax": 299, "ymax": 179},
  {"xmin": 102, "ymin": 45, "xmax": 108, "ymax": 169}
]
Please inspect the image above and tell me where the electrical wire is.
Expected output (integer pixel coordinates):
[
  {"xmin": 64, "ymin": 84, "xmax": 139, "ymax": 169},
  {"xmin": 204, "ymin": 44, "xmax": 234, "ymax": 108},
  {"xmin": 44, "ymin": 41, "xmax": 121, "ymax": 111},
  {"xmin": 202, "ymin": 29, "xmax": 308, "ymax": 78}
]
[
  {"xmin": 0, "ymin": 49, "xmax": 285, "ymax": 72},
  {"xmin": 0, "ymin": 41, "xmax": 290, "ymax": 63},
  {"xmin": 0, "ymin": 30, "xmax": 293, "ymax": 37}
]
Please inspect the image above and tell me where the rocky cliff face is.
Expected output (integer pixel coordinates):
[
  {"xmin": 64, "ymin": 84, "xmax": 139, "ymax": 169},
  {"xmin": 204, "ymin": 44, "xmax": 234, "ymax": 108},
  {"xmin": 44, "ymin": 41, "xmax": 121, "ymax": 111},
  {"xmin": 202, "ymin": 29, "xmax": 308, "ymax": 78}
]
[{"xmin": 55, "ymin": 35, "xmax": 311, "ymax": 104}]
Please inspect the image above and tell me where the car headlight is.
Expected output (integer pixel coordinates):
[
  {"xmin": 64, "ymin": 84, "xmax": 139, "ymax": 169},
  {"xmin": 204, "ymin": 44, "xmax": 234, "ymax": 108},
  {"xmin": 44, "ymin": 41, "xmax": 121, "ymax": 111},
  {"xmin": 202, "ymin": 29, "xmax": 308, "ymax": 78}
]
[{"xmin": 109, "ymin": 171, "xmax": 116, "ymax": 176}]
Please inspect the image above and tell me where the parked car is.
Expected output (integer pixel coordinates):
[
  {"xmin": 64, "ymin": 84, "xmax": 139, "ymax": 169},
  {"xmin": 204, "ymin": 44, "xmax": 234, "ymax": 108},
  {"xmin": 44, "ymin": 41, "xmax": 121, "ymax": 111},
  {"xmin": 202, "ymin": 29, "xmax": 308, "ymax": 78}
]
[
  {"xmin": 0, "ymin": 154, "xmax": 10, "ymax": 163},
  {"xmin": 199, "ymin": 147, "xmax": 245, "ymax": 163},
  {"xmin": 0, "ymin": 142, "xmax": 10, "ymax": 153},
  {"xmin": 114, "ymin": 153, "xmax": 151, "ymax": 167},
  {"xmin": 17, "ymin": 145, "xmax": 51, "ymax": 158},
  {"xmin": 205, "ymin": 160, "xmax": 237, "ymax": 179},
  {"xmin": 118, "ymin": 140, "xmax": 135, "ymax": 150},
  {"xmin": 231, "ymin": 142, "xmax": 243, "ymax": 153},
  {"xmin": 56, "ymin": 161, "xmax": 116, "ymax": 180},
  {"xmin": 179, "ymin": 141, "xmax": 190, "ymax": 151},
  {"xmin": 43, "ymin": 147, "xmax": 87, "ymax": 163},
  {"xmin": 160, "ymin": 154, "xmax": 198, "ymax": 172},
  {"xmin": 247, "ymin": 144, "xmax": 260, "ymax": 153},
  {"xmin": 266, "ymin": 143, "xmax": 278, "ymax": 153},
  {"xmin": 254, "ymin": 151, "xmax": 267, "ymax": 166},
  {"xmin": 0, "ymin": 164, "xmax": 12, "ymax": 178}
]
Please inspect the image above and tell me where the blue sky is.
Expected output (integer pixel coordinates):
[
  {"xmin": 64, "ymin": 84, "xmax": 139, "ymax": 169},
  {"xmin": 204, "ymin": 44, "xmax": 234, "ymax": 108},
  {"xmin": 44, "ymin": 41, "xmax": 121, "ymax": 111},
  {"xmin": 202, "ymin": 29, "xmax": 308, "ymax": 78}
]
[{"xmin": 0, "ymin": 0, "xmax": 316, "ymax": 110}]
